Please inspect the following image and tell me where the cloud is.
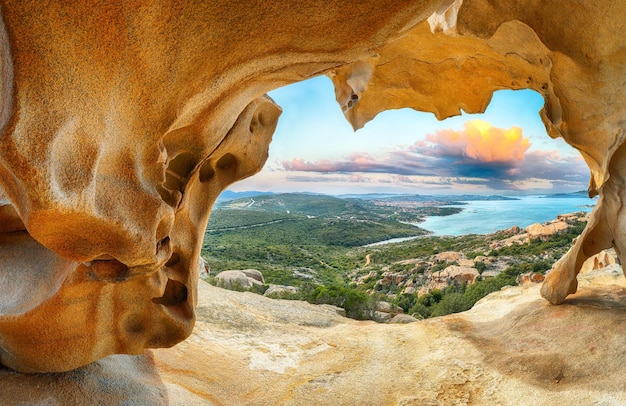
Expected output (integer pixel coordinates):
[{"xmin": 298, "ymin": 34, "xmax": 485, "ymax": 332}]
[
  {"xmin": 279, "ymin": 120, "xmax": 589, "ymax": 192},
  {"xmin": 285, "ymin": 174, "xmax": 372, "ymax": 184},
  {"xmin": 282, "ymin": 152, "xmax": 432, "ymax": 176},
  {"xmin": 417, "ymin": 120, "xmax": 530, "ymax": 164}
]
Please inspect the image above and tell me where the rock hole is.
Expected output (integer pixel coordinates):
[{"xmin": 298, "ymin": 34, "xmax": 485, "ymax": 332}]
[
  {"xmin": 166, "ymin": 252, "xmax": 180, "ymax": 267},
  {"xmin": 216, "ymin": 153, "xmax": 237, "ymax": 171},
  {"xmin": 199, "ymin": 160, "xmax": 215, "ymax": 183},
  {"xmin": 158, "ymin": 236, "xmax": 170, "ymax": 250},
  {"xmin": 257, "ymin": 112, "xmax": 266, "ymax": 126},
  {"xmin": 249, "ymin": 112, "xmax": 266, "ymax": 134},
  {"xmin": 156, "ymin": 185, "xmax": 182, "ymax": 207},
  {"xmin": 123, "ymin": 315, "xmax": 146, "ymax": 335},
  {"xmin": 152, "ymin": 279, "xmax": 188, "ymax": 306},
  {"xmin": 89, "ymin": 259, "xmax": 130, "ymax": 282},
  {"xmin": 156, "ymin": 236, "xmax": 172, "ymax": 263},
  {"xmin": 164, "ymin": 152, "xmax": 196, "ymax": 191}
]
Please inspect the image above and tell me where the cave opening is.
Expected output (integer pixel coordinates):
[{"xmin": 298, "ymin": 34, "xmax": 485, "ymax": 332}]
[{"xmin": 204, "ymin": 75, "xmax": 598, "ymax": 319}]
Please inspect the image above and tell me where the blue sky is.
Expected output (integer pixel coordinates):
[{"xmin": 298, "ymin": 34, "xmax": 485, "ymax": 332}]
[{"xmin": 230, "ymin": 76, "xmax": 589, "ymax": 195}]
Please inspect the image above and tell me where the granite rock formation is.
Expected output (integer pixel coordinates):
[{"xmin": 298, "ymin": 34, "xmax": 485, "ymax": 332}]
[
  {"xmin": 327, "ymin": 1, "xmax": 626, "ymax": 306},
  {"xmin": 3, "ymin": 266, "xmax": 626, "ymax": 404},
  {"xmin": 0, "ymin": 0, "xmax": 623, "ymax": 376},
  {"xmin": 0, "ymin": 1, "xmax": 439, "ymax": 373}
]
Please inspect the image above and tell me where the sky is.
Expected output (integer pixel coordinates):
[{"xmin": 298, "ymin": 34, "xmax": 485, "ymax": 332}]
[{"xmin": 229, "ymin": 75, "xmax": 590, "ymax": 196}]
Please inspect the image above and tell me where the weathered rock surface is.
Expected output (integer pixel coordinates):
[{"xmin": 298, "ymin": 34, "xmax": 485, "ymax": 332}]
[
  {"xmin": 151, "ymin": 267, "xmax": 626, "ymax": 405},
  {"xmin": 0, "ymin": 354, "xmax": 168, "ymax": 405},
  {"xmin": 3, "ymin": 266, "xmax": 626, "ymax": 404},
  {"xmin": 0, "ymin": 0, "xmax": 624, "ymax": 380},
  {"xmin": 0, "ymin": 1, "xmax": 442, "ymax": 372}
]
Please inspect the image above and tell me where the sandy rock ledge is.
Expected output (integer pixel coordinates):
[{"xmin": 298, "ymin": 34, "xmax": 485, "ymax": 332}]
[{"xmin": 3, "ymin": 265, "xmax": 626, "ymax": 405}]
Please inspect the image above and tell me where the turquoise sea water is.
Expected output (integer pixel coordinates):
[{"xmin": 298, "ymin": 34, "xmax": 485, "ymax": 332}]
[{"xmin": 418, "ymin": 196, "xmax": 597, "ymax": 236}]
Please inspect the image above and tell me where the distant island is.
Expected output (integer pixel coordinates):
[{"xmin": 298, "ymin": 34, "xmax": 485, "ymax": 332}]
[{"xmin": 540, "ymin": 190, "xmax": 589, "ymax": 198}]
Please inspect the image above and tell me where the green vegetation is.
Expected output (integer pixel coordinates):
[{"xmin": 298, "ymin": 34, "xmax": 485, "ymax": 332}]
[
  {"xmin": 203, "ymin": 193, "xmax": 589, "ymax": 322},
  {"xmin": 393, "ymin": 259, "xmax": 554, "ymax": 319},
  {"xmin": 204, "ymin": 193, "xmax": 428, "ymax": 286}
]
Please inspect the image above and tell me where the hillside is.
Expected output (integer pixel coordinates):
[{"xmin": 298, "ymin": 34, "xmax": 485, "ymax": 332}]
[
  {"xmin": 203, "ymin": 192, "xmax": 594, "ymax": 321},
  {"xmin": 204, "ymin": 193, "xmax": 433, "ymax": 286}
]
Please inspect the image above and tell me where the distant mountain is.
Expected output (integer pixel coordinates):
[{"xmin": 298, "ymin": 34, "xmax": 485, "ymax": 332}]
[
  {"xmin": 374, "ymin": 194, "xmax": 518, "ymax": 203},
  {"xmin": 541, "ymin": 190, "xmax": 590, "ymax": 198},
  {"xmin": 216, "ymin": 190, "xmax": 274, "ymax": 203},
  {"xmin": 337, "ymin": 193, "xmax": 412, "ymax": 199},
  {"xmin": 219, "ymin": 192, "xmax": 375, "ymax": 218}
]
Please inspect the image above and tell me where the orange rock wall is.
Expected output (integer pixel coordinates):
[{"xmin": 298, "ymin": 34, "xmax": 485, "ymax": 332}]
[{"xmin": 0, "ymin": 0, "xmax": 623, "ymax": 372}]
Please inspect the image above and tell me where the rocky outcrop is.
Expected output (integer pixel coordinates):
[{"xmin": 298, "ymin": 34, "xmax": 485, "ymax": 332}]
[
  {"xmin": 3, "ymin": 266, "xmax": 626, "ymax": 404},
  {"xmin": 433, "ymin": 265, "xmax": 479, "ymax": 284},
  {"xmin": 150, "ymin": 266, "xmax": 626, "ymax": 405},
  {"xmin": 0, "ymin": 0, "xmax": 624, "ymax": 376},
  {"xmin": 0, "ymin": 1, "xmax": 441, "ymax": 372},
  {"xmin": 526, "ymin": 220, "xmax": 569, "ymax": 240},
  {"xmin": 264, "ymin": 284, "xmax": 299, "ymax": 297},
  {"xmin": 329, "ymin": 2, "xmax": 626, "ymax": 305},
  {"xmin": 580, "ymin": 249, "xmax": 619, "ymax": 274},
  {"xmin": 214, "ymin": 270, "xmax": 263, "ymax": 291},
  {"xmin": 516, "ymin": 272, "xmax": 546, "ymax": 285}
]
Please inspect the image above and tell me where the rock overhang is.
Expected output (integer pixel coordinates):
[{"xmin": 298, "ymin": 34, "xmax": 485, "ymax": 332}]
[{"xmin": 0, "ymin": 0, "xmax": 622, "ymax": 372}]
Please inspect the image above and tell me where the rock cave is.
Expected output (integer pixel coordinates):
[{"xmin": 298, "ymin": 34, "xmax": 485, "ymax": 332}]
[{"xmin": 0, "ymin": 1, "xmax": 625, "ymax": 404}]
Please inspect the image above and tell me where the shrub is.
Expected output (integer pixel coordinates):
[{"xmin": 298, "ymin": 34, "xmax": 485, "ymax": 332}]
[
  {"xmin": 430, "ymin": 293, "xmax": 472, "ymax": 317},
  {"xmin": 392, "ymin": 293, "xmax": 418, "ymax": 313},
  {"xmin": 309, "ymin": 284, "xmax": 377, "ymax": 320}
]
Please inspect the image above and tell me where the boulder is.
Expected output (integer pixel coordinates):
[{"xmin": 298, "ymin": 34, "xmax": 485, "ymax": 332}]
[
  {"xmin": 380, "ymin": 272, "xmax": 406, "ymax": 286},
  {"xmin": 372, "ymin": 311, "xmax": 392, "ymax": 323},
  {"xmin": 503, "ymin": 225, "xmax": 521, "ymax": 235},
  {"xmin": 240, "ymin": 269, "xmax": 265, "ymax": 284},
  {"xmin": 481, "ymin": 270, "xmax": 499, "ymax": 279},
  {"xmin": 215, "ymin": 270, "xmax": 261, "ymax": 291},
  {"xmin": 376, "ymin": 301, "xmax": 394, "ymax": 313},
  {"xmin": 388, "ymin": 314, "xmax": 419, "ymax": 324},
  {"xmin": 516, "ymin": 272, "xmax": 546, "ymax": 285},
  {"xmin": 525, "ymin": 221, "xmax": 569, "ymax": 240},
  {"xmin": 432, "ymin": 265, "xmax": 479, "ymax": 285},
  {"xmin": 432, "ymin": 251, "xmax": 464, "ymax": 263},
  {"xmin": 458, "ymin": 258, "xmax": 475, "ymax": 267},
  {"xmin": 264, "ymin": 284, "xmax": 299, "ymax": 297}
]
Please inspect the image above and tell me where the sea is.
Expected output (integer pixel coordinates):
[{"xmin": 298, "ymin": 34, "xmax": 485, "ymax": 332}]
[{"xmin": 417, "ymin": 195, "xmax": 597, "ymax": 236}]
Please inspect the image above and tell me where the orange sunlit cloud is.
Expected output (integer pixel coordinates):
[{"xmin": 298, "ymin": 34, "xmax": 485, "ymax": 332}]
[
  {"xmin": 420, "ymin": 120, "xmax": 530, "ymax": 164},
  {"xmin": 275, "ymin": 119, "xmax": 589, "ymax": 192}
]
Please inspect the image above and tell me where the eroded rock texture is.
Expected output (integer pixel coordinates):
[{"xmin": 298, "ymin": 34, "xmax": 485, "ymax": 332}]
[
  {"xmin": 0, "ymin": 0, "xmax": 623, "ymax": 373},
  {"xmin": 327, "ymin": 1, "xmax": 626, "ymax": 306},
  {"xmin": 0, "ymin": 0, "xmax": 440, "ymax": 373}
]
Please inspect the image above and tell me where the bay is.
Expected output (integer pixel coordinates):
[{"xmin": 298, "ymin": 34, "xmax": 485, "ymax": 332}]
[{"xmin": 418, "ymin": 195, "xmax": 597, "ymax": 236}]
